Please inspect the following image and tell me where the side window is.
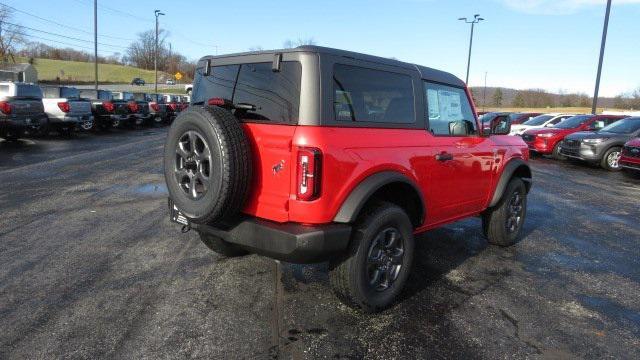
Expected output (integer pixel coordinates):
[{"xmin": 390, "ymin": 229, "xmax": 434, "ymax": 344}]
[
  {"xmin": 333, "ymin": 64, "xmax": 415, "ymax": 124},
  {"xmin": 425, "ymin": 82, "xmax": 476, "ymax": 136},
  {"xmin": 233, "ymin": 62, "xmax": 301, "ymax": 124},
  {"xmin": 192, "ymin": 64, "xmax": 239, "ymax": 104}
]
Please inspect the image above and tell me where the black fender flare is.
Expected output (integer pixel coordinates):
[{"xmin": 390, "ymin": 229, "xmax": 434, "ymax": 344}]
[
  {"xmin": 489, "ymin": 158, "xmax": 532, "ymax": 207},
  {"xmin": 333, "ymin": 171, "xmax": 425, "ymax": 225}
]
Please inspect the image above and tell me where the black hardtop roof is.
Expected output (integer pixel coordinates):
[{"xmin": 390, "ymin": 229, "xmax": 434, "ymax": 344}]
[{"xmin": 199, "ymin": 45, "xmax": 465, "ymax": 87}]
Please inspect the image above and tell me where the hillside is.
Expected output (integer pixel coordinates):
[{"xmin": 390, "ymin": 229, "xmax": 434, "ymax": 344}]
[
  {"xmin": 16, "ymin": 57, "xmax": 170, "ymax": 84},
  {"xmin": 470, "ymin": 86, "xmax": 622, "ymax": 109}
]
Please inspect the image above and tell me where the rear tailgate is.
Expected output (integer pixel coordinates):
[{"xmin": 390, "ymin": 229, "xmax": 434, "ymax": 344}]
[
  {"xmin": 9, "ymin": 98, "xmax": 45, "ymax": 118},
  {"xmin": 68, "ymin": 99, "xmax": 92, "ymax": 116},
  {"xmin": 241, "ymin": 123, "xmax": 296, "ymax": 222}
]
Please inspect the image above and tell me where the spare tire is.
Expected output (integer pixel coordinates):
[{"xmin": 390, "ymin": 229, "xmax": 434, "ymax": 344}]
[{"xmin": 164, "ymin": 106, "xmax": 252, "ymax": 225}]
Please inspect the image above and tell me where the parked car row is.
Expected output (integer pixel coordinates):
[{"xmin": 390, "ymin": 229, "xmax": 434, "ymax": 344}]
[
  {"xmin": 481, "ymin": 111, "xmax": 640, "ymax": 174},
  {"xmin": 0, "ymin": 81, "xmax": 190, "ymax": 141}
]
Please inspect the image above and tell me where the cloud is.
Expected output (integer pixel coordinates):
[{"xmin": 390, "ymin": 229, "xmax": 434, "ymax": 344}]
[{"xmin": 500, "ymin": 0, "xmax": 640, "ymax": 15}]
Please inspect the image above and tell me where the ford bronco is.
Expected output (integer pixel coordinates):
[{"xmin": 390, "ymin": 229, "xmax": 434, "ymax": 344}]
[{"xmin": 164, "ymin": 46, "xmax": 532, "ymax": 312}]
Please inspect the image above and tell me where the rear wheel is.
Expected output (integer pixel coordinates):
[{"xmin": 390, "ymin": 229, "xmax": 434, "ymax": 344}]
[
  {"xmin": 601, "ymin": 147, "xmax": 622, "ymax": 171},
  {"xmin": 329, "ymin": 202, "xmax": 414, "ymax": 313},
  {"xmin": 198, "ymin": 232, "xmax": 248, "ymax": 257},
  {"xmin": 482, "ymin": 178, "xmax": 527, "ymax": 247}
]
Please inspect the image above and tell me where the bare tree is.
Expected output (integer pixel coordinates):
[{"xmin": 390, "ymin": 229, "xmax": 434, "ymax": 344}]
[
  {"xmin": 283, "ymin": 37, "xmax": 316, "ymax": 49},
  {"xmin": 125, "ymin": 29, "xmax": 169, "ymax": 70},
  {"xmin": 0, "ymin": 5, "xmax": 26, "ymax": 63}
]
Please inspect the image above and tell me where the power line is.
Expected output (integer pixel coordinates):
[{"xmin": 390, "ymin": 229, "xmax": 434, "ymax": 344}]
[
  {"xmin": 2, "ymin": 21, "xmax": 128, "ymax": 50},
  {"xmin": 5, "ymin": 28, "xmax": 107, "ymax": 53},
  {"xmin": 71, "ymin": 0, "xmax": 153, "ymax": 23},
  {"xmin": 0, "ymin": 2, "xmax": 135, "ymax": 41}
]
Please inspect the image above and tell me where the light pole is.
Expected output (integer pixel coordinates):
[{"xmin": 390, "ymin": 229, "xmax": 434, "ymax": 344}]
[
  {"xmin": 591, "ymin": 0, "xmax": 612, "ymax": 115},
  {"xmin": 459, "ymin": 14, "xmax": 484, "ymax": 85},
  {"xmin": 93, "ymin": 0, "xmax": 97, "ymax": 90},
  {"xmin": 154, "ymin": 10, "xmax": 165, "ymax": 93}
]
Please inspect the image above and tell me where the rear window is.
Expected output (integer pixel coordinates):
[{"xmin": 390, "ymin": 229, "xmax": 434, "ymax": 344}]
[
  {"xmin": 16, "ymin": 84, "xmax": 43, "ymax": 98},
  {"xmin": 61, "ymin": 87, "xmax": 79, "ymax": 99},
  {"xmin": 80, "ymin": 89, "xmax": 112, "ymax": 100},
  {"xmin": 193, "ymin": 62, "xmax": 301, "ymax": 124},
  {"xmin": 333, "ymin": 64, "xmax": 415, "ymax": 124}
]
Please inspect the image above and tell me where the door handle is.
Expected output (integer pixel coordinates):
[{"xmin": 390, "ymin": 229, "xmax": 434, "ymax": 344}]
[{"xmin": 435, "ymin": 152, "xmax": 454, "ymax": 161}]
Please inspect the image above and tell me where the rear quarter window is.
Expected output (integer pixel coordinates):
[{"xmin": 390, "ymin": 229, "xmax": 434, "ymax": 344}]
[{"xmin": 332, "ymin": 64, "xmax": 415, "ymax": 124}]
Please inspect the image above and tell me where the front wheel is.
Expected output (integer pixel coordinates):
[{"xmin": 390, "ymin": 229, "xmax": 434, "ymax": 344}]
[
  {"xmin": 329, "ymin": 202, "xmax": 414, "ymax": 313},
  {"xmin": 552, "ymin": 143, "xmax": 565, "ymax": 160},
  {"xmin": 482, "ymin": 178, "xmax": 527, "ymax": 247},
  {"xmin": 601, "ymin": 147, "xmax": 622, "ymax": 171}
]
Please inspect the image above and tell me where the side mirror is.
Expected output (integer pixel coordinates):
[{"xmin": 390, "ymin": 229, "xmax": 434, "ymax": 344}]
[
  {"xmin": 545, "ymin": 123, "xmax": 554, "ymax": 127},
  {"xmin": 487, "ymin": 117, "xmax": 511, "ymax": 136}
]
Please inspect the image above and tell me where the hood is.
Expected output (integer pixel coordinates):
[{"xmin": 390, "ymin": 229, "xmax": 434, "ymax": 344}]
[
  {"xmin": 524, "ymin": 127, "xmax": 565, "ymax": 136},
  {"xmin": 565, "ymin": 131, "xmax": 621, "ymax": 141},
  {"xmin": 624, "ymin": 137, "xmax": 640, "ymax": 147}
]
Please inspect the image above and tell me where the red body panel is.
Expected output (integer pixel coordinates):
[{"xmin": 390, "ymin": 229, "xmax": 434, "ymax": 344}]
[
  {"xmin": 620, "ymin": 137, "xmax": 640, "ymax": 168},
  {"xmin": 240, "ymin": 123, "xmax": 528, "ymax": 233}
]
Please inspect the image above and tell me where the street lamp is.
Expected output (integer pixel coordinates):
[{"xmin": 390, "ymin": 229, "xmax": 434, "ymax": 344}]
[
  {"xmin": 591, "ymin": 0, "xmax": 612, "ymax": 115},
  {"xmin": 154, "ymin": 9, "xmax": 165, "ymax": 93},
  {"xmin": 459, "ymin": 14, "xmax": 484, "ymax": 85}
]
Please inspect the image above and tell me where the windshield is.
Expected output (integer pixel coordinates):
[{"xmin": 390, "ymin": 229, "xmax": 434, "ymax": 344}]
[
  {"xmin": 508, "ymin": 113, "xmax": 523, "ymax": 121},
  {"xmin": 555, "ymin": 115, "xmax": 594, "ymax": 129},
  {"xmin": 523, "ymin": 115, "xmax": 553, "ymax": 126},
  {"xmin": 599, "ymin": 118, "xmax": 640, "ymax": 134},
  {"xmin": 479, "ymin": 112, "xmax": 497, "ymax": 122}
]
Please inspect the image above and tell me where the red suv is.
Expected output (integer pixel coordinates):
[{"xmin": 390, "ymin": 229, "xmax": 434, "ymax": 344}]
[
  {"xmin": 164, "ymin": 46, "xmax": 532, "ymax": 312},
  {"xmin": 620, "ymin": 137, "xmax": 640, "ymax": 172},
  {"xmin": 522, "ymin": 114, "xmax": 627, "ymax": 159}
]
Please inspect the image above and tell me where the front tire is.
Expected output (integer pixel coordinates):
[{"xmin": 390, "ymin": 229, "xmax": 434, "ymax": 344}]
[
  {"xmin": 329, "ymin": 202, "xmax": 414, "ymax": 313},
  {"xmin": 198, "ymin": 232, "xmax": 248, "ymax": 257},
  {"xmin": 601, "ymin": 147, "xmax": 622, "ymax": 171},
  {"xmin": 552, "ymin": 143, "xmax": 565, "ymax": 160},
  {"xmin": 482, "ymin": 178, "xmax": 527, "ymax": 247}
]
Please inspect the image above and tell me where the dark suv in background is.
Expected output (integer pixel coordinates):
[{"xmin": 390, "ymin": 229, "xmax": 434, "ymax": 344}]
[{"xmin": 560, "ymin": 117, "xmax": 640, "ymax": 171}]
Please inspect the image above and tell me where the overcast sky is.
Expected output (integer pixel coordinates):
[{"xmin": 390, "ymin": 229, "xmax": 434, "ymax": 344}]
[{"xmin": 7, "ymin": 0, "xmax": 640, "ymax": 97}]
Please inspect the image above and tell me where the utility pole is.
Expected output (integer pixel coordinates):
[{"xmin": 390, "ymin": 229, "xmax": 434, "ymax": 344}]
[
  {"xmin": 591, "ymin": 0, "xmax": 612, "ymax": 115},
  {"xmin": 459, "ymin": 14, "xmax": 484, "ymax": 85},
  {"xmin": 154, "ymin": 10, "xmax": 165, "ymax": 93},
  {"xmin": 483, "ymin": 71, "xmax": 487, "ymax": 111},
  {"xmin": 94, "ymin": 0, "xmax": 98, "ymax": 90}
]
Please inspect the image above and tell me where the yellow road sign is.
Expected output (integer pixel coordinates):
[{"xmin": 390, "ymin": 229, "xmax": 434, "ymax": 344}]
[{"xmin": 175, "ymin": 72, "xmax": 183, "ymax": 80}]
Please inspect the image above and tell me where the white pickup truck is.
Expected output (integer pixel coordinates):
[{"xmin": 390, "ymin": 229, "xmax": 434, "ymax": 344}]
[{"xmin": 41, "ymin": 86, "xmax": 93, "ymax": 136}]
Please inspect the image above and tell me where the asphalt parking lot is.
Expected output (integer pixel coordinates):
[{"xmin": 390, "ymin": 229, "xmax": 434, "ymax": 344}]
[{"xmin": 1, "ymin": 129, "xmax": 639, "ymax": 359}]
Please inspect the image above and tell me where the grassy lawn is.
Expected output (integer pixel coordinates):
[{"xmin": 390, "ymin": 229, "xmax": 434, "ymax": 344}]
[{"xmin": 17, "ymin": 57, "xmax": 170, "ymax": 83}]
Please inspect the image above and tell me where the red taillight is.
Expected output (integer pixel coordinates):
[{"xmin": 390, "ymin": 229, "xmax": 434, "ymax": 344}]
[
  {"xmin": 168, "ymin": 102, "xmax": 178, "ymax": 111},
  {"xmin": 207, "ymin": 97, "xmax": 225, "ymax": 106},
  {"xmin": 127, "ymin": 101, "xmax": 139, "ymax": 113},
  {"xmin": 102, "ymin": 101, "xmax": 114, "ymax": 112},
  {"xmin": 57, "ymin": 101, "xmax": 70, "ymax": 113},
  {"xmin": 0, "ymin": 101, "xmax": 11, "ymax": 115},
  {"xmin": 296, "ymin": 148, "xmax": 322, "ymax": 201},
  {"xmin": 150, "ymin": 102, "xmax": 160, "ymax": 111}
]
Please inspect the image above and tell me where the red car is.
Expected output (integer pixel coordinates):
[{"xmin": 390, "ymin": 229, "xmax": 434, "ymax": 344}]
[
  {"xmin": 165, "ymin": 46, "xmax": 532, "ymax": 312},
  {"xmin": 620, "ymin": 137, "xmax": 640, "ymax": 172},
  {"xmin": 522, "ymin": 114, "xmax": 627, "ymax": 159},
  {"xmin": 509, "ymin": 112, "xmax": 542, "ymax": 125}
]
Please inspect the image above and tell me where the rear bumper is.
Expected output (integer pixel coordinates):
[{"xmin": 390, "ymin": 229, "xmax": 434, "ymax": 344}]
[{"xmin": 169, "ymin": 201, "xmax": 352, "ymax": 263}]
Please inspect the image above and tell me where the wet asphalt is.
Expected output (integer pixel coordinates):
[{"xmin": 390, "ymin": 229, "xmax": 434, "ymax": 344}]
[{"xmin": 0, "ymin": 129, "xmax": 639, "ymax": 359}]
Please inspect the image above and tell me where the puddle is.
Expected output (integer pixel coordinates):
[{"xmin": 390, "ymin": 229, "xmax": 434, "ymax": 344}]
[{"xmin": 133, "ymin": 183, "xmax": 168, "ymax": 196}]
